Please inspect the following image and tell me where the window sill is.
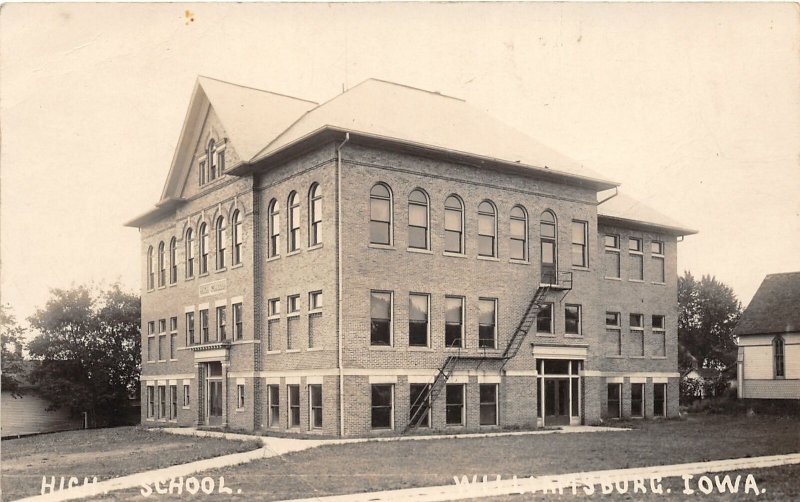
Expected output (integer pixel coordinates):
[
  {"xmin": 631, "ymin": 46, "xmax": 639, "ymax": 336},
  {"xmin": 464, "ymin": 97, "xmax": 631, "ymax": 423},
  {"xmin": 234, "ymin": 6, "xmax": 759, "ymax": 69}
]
[
  {"xmin": 571, "ymin": 266, "xmax": 591, "ymax": 272},
  {"xmin": 236, "ymin": 408, "xmax": 245, "ymax": 412},
  {"xmin": 368, "ymin": 244, "xmax": 395, "ymax": 251},
  {"xmin": 444, "ymin": 346, "xmax": 465, "ymax": 351},
  {"xmin": 407, "ymin": 247, "xmax": 433, "ymax": 255},
  {"xmin": 158, "ymin": 286, "xmax": 167, "ymax": 290},
  {"xmin": 286, "ymin": 250, "xmax": 301, "ymax": 257},
  {"xmin": 266, "ymin": 255, "xmax": 281, "ymax": 262},
  {"xmin": 509, "ymin": 259, "xmax": 530, "ymax": 265},
  {"xmin": 265, "ymin": 350, "xmax": 281, "ymax": 355},
  {"xmin": 231, "ymin": 263, "xmax": 244, "ymax": 270},
  {"xmin": 308, "ymin": 309, "xmax": 322, "ymax": 315},
  {"xmin": 169, "ymin": 283, "xmax": 177, "ymax": 288},
  {"xmin": 182, "ymin": 406, "xmax": 190, "ymax": 410},
  {"xmin": 629, "ymin": 356, "xmax": 646, "ymax": 359},
  {"xmin": 408, "ymin": 346, "xmax": 433, "ymax": 351},
  {"xmin": 651, "ymin": 282, "xmax": 666, "ymax": 286},
  {"xmin": 170, "ymin": 358, "xmax": 178, "ymax": 362},
  {"xmin": 308, "ymin": 243, "xmax": 323, "ymax": 251},
  {"xmin": 604, "ymin": 276, "xmax": 622, "ymax": 281},
  {"xmin": 628, "ymin": 279, "xmax": 645, "ymax": 283},
  {"xmin": 477, "ymin": 255, "xmax": 499, "ymax": 262},
  {"xmin": 267, "ymin": 315, "xmax": 281, "ymax": 321},
  {"xmin": 442, "ymin": 251, "xmax": 467, "ymax": 259},
  {"xmin": 147, "ymin": 360, "xmax": 156, "ymax": 363},
  {"xmin": 306, "ymin": 347, "xmax": 323, "ymax": 352},
  {"xmin": 651, "ymin": 356, "xmax": 667, "ymax": 360},
  {"xmin": 158, "ymin": 359, "xmax": 167, "ymax": 363},
  {"xmin": 285, "ymin": 349, "xmax": 301, "ymax": 353},
  {"xmin": 564, "ymin": 334, "xmax": 583, "ymax": 339},
  {"xmin": 198, "ymin": 273, "xmax": 210, "ymax": 278},
  {"xmin": 215, "ymin": 268, "xmax": 227, "ymax": 274},
  {"xmin": 536, "ymin": 333, "xmax": 556, "ymax": 337},
  {"xmin": 369, "ymin": 345, "xmax": 395, "ymax": 351},
  {"xmin": 606, "ymin": 355, "xmax": 625, "ymax": 359},
  {"xmin": 185, "ymin": 276, "xmax": 195, "ymax": 281},
  {"xmin": 287, "ymin": 313, "xmax": 300, "ymax": 319}
]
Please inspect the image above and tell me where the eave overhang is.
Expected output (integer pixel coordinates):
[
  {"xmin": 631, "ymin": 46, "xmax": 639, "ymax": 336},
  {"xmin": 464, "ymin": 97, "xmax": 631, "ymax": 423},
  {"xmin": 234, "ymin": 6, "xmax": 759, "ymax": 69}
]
[
  {"xmin": 597, "ymin": 214, "xmax": 698, "ymax": 237},
  {"xmin": 124, "ymin": 197, "xmax": 186, "ymax": 228},
  {"xmin": 229, "ymin": 126, "xmax": 620, "ymax": 192}
]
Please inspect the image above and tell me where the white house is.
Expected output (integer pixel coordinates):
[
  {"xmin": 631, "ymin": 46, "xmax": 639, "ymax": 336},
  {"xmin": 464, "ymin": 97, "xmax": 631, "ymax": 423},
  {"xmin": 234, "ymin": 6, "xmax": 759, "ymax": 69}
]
[{"xmin": 734, "ymin": 272, "xmax": 800, "ymax": 400}]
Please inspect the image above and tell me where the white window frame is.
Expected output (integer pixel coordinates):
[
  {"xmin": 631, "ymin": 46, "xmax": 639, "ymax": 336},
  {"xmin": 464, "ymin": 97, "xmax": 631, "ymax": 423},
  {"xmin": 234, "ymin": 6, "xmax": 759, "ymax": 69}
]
[
  {"xmin": 630, "ymin": 313, "xmax": 645, "ymax": 356},
  {"xmin": 308, "ymin": 384, "xmax": 323, "ymax": 430},
  {"xmin": 479, "ymin": 383, "xmax": 499, "ymax": 426},
  {"xmin": 236, "ymin": 384, "xmax": 245, "ymax": 411},
  {"xmin": 444, "ymin": 295, "xmax": 465, "ymax": 349},
  {"xmin": 628, "ymin": 237, "xmax": 644, "ymax": 282},
  {"xmin": 571, "ymin": 220, "xmax": 589, "ymax": 268},
  {"xmin": 445, "ymin": 383, "xmax": 466, "ymax": 426},
  {"xmin": 308, "ymin": 291, "xmax": 323, "ymax": 313},
  {"xmin": 370, "ymin": 290, "xmax": 394, "ymax": 347},
  {"xmin": 370, "ymin": 383, "xmax": 395, "ymax": 430},
  {"xmin": 478, "ymin": 297, "xmax": 498, "ymax": 349},
  {"xmin": 564, "ymin": 304, "xmax": 582, "ymax": 336},
  {"xmin": 604, "ymin": 234, "xmax": 621, "ymax": 279},
  {"xmin": 183, "ymin": 384, "xmax": 190, "ymax": 409},
  {"xmin": 408, "ymin": 292, "xmax": 430, "ymax": 348},
  {"xmin": 651, "ymin": 240, "xmax": 665, "ymax": 284}
]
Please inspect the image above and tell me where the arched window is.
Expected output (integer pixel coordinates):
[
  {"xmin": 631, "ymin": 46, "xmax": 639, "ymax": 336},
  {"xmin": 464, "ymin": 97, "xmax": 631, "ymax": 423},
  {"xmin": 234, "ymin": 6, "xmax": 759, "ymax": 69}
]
[
  {"xmin": 185, "ymin": 228, "xmax": 195, "ymax": 278},
  {"xmin": 199, "ymin": 223, "xmax": 209, "ymax": 274},
  {"xmin": 444, "ymin": 195, "xmax": 464, "ymax": 254},
  {"xmin": 510, "ymin": 205, "xmax": 528, "ymax": 261},
  {"xmin": 216, "ymin": 216, "xmax": 227, "ymax": 269},
  {"xmin": 169, "ymin": 237, "xmax": 177, "ymax": 284},
  {"xmin": 774, "ymin": 336, "xmax": 785, "ymax": 378},
  {"xmin": 369, "ymin": 183, "xmax": 392, "ymax": 245},
  {"xmin": 157, "ymin": 241, "xmax": 166, "ymax": 287},
  {"xmin": 309, "ymin": 183, "xmax": 322, "ymax": 246},
  {"xmin": 208, "ymin": 139, "xmax": 217, "ymax": 181},
  {"xmin": 147, "ymin": 246, "xmax": 154, "ymax": 290},
  {"xmin": 268, "ymin": 199, "xmax": 279, "ymax": 258},
  {"xmin": 288, "ymin": 192, "xmax": 300, "ymax": 252},
  {"xmin": 478, "ymin": 201, "xmax": 497, "ymax": 258},
  {"xmin": 540, "ymin": 210, "xmax": 557, "ymax": 284},
  {"xmin": 232, "ymin": 210, "xmax": 242, "ymax": 266},
  {"xmin": 408, "ymin": 189, "xmax": 429, "ymax": 250}
]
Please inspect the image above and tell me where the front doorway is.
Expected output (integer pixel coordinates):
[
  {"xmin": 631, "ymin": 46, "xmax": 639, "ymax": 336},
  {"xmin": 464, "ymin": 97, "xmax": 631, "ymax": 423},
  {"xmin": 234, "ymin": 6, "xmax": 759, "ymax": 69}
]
[
  {"xmin": 536, "ymin": 358, "xmax": 582, "ymax": 426},
  {"xmin": 206, "ymin": 362, "xmax": 223, "ymax": 426}
]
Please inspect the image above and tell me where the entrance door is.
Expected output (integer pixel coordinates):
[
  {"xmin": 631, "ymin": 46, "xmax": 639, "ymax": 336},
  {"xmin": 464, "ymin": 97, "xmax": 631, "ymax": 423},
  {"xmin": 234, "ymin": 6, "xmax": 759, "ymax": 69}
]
[
  {"xmin": 544, "ymin": 378, "xmax": 570, "ymax": 425},
  {"xmin": 207, "ymin": 380, "xmax": 223, "ymax": 425}
]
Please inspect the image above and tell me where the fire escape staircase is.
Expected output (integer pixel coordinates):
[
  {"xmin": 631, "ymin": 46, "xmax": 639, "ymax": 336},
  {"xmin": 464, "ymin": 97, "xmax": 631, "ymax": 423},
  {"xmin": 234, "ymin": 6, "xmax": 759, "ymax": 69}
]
[{"xmin": 404, "ymin": 271, "xmax": 572, "ymax": 433}]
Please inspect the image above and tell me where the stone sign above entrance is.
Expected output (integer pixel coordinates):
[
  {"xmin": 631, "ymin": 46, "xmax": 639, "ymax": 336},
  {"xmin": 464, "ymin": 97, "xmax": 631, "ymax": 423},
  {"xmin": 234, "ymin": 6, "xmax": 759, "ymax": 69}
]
[{"xmin": 199, "ymin": 278, "xmax": 227, "ymax": 298}]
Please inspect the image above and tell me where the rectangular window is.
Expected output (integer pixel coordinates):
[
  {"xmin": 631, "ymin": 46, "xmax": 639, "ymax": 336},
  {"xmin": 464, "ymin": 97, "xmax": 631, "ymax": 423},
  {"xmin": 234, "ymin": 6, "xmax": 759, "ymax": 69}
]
[
  {"xmin": 147, "ymin": 386, "xmax": 155, "ymax": 418},
  {"xmin": 606, "ymin": 311, "xmax": 622, "ymax": 356},
  {"xmin": 370, "ymin": 291, "xmax": 392, "ymax": 346},
  {"xmin": 408, "ymin": 293, "xmax": 429, "ymax": 347},
  {"xmin": 654, "ymin": 383, "xmax": 667, "ymax": 417},
  {"xmin": 309, "ymin": 291, "xmax": 323, "ymax": 311},
  {"xmin": 604, "ymin": 234, "xmax": 621, "ymax": 278},
  {"xmin": 629, "ymin": 238, "xmax": 644, "ymax": 281},
  {"xmin": 183, "ymin": 384, "xmax": 190, "ymax": 407},
  {"xmin": 268, "ymin": 298, "xmax": 281, "ymax": 317},
  {"xmin": 237, "ymin": 384, "xmax": 245, "ymax": 410},
  {"xmin": 408, "ymin": 198, "xmax": 428, "ymax": 250},
  {"xmin": 185, "ymin": 312, "xmax": 195, "ymax": 345},
  {"xmin": 308, "ymin": 312, "xmax": 321, "ymax": 349},
  {"xmin": 170, "ymin": 385, "xmax": 178, "ymax": 419},
  {"xmin": 631, "ymin": 383, "xmax": 644, "ymax": 418},
  {"xmin": 537, "ymin": 303, "xmax": 553, "ymax": 334},
  {"xmin": 445, "ymin": 384, "xmax": 465, "ymax": 425},
  {"xmin": 286, "ymin": 316, "xmax": 298, "ymax": 350},
  {"xmin": 267, "ymin": 319, "xmax": 279, "ymax": 351},
  {"xmin": 288, "ymin": 384, "xmax": 300, "ymax": 428},
  {"xmin": 652, "ymin": 315, "xmax": 666, "ymax": 357},
  {"xmin": 288, "ymin": 295, "xmax": 300, "ymax": 314},
  {"xmin": 216, "ymin": 306, "xmax": 227, "ymax": 341},
  {"xmin": 478, "ymin": 298, "xmax": 497, "ymax": 348},
  {"xmin": 409, "ymin": 384, "xmax": 430, "ymax": 428},
  {"xmin": 479, "ymin": 384, "xmax": 498, "ymax": 426},
  {"xmin": 199, "ymin": 160, "xmax": 206, "ymax": 185},
  {"xmin": 309, "ymin": 384, "xmax": 322, "ymax": 429},
  {"xmin": 571, "ymin": 220, "xmax": 588, "ymax": 267},
  {"xmin": 652, "ymin": 241, "xmax": 665, "ymax": 283},
  {"xmin": 169, "ymin": 317, "xmax": 178, "ymax": 360},
  {"xmin": 232, "ymin": 303, "xmax": 243, "ymax": 340},
  {"xmin": 630, "ymin": 313, "xmax": 645, "ymax": 356},
  {"xmin": 218, "ymin": 150, "xmax": 225, "ymax": 173},
  {"xmin": 565, "ymin": 304, "xmax": 582, "ymax": 335},
  {"xmin": 200, "ymin": 309, "xmax": 209, "ymax": 343},
  {"xmin": 158, "ymin": 336, "xmax": 166, "ymax": 362},
  {"xmin": 158, "ymin": 385, "xmax": 167, "ymax": 419},
  {"xmin": 147, "ymin": 321, "xmax": 155, "ymax": 362},
  {"xmin": 371, "ymin": 384, "xmax": 394, "ymax": 429},
  {"xmin": 445, "ymin": 296, "xmax": 464, "ymax": 348},
  {"xmin": 607, "ymin": 383, "xmax": 621, "ymax": 419},
  {"xmin": 268, "ymin": 385, "xmax": 280, "ymax": 427},
  {"xmin": 444, "ymin": 202, "xmax": 463, "ymax": 254}
]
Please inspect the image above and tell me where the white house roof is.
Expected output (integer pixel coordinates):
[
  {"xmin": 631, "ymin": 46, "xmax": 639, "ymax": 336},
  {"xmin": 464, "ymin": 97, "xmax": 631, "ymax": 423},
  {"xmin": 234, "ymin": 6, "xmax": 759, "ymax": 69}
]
[
  {"xmin": 253, "ymin": 78, "xmax": 612, "ymax": 185},
  {"xmin": 598, "ymin": 192, "xmax": 697, "ymax": 236}
]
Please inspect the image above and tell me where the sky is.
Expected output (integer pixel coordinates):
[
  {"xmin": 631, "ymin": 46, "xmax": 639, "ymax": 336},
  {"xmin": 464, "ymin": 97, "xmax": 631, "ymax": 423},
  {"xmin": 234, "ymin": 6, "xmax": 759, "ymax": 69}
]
[{"xmin": 2, "ymin": 3, "xmax": 798, "ymax": 326}]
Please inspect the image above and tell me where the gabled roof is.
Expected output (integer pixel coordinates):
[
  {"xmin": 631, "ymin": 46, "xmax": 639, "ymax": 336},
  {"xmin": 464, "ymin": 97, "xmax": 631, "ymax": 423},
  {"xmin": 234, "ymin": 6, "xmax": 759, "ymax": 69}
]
[
  {"xmin": 251, "ymin": 78, "xmax": 614, "ymax": 187},
  {"xmin": 734, "ymin": 272, "xmax": 800, "ymax": 336},
  {"xmin": 598, "ymin": 192, "xmax": 697, "ymax": 236}
]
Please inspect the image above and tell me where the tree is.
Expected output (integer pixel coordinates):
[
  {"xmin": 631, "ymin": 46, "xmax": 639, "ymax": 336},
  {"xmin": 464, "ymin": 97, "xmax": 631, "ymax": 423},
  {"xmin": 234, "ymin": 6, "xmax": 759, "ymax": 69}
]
[
  {"xmin": 27, "ymin": 284, "xmax": 140, "ymax": 426},
  {"xmin": 1, "ymin": 305, "xmax": 27, "ymax": 398},
  {"xmin": 678, "ymin": 272, "xmax": 742, "ymax": 371}
]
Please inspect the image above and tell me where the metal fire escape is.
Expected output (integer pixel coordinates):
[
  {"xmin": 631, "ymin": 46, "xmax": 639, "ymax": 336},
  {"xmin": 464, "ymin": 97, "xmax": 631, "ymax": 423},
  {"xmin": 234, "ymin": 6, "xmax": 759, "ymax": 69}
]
[{"xmin": 404, "ymin": 271, "xmax": 572, "ymax": 433}]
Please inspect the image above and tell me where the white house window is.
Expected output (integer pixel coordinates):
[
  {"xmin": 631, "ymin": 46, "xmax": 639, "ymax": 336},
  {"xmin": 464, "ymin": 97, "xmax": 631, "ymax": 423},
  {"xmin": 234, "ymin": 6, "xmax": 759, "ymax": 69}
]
[
  {"xmin": 208, "ymin": 140, "xmax": 217, "ymax": 181},
  {"xmin": 774, "ymin": 336, "xmax": 785, "ymax": 378},
  {"xmin": 236, "ymin": 384, "xmax": 245, "ymax": 410},
  {"xmin": 157, "ymin": 241, "xmax": 166, "ymax": 287},
  {"xmin": 565, "ymin": 304, "xmax": 582, "ymax": 335},
  {"xmin": 199, "ymin": 309, "xmax": 209, "ymax": 343},
  {"xmin": 268, "ymin": 385, "xmax": 279, "ymax": 427},
  {"xmin": 652, "ymin": 315, "xmax": 666, "ymax": 357},
  {"xmin": 309, "ymin": 183, "xmax": 322, "ymax": 246},
  {"xmin": 147, "ymin": 246, "xmax": 155, "ymax": 290},
  {"xmin": 629, "ymin": 238, "xmax": 644, "ymax": 281},
  {"xmin": 199, "ymin": 223, "xmax": 209, "ymax": 274},
  {"xmin": 186, "ymin": 311, "xmax": 195, "ymax": 345},
  {"xmin": 540, "ymin": 211, "xmax": 557, "ymax": 284},
  {"xmin": 445, "ymin": 296, "xmax": 464, "ymax": 348},
  {"xmin": 233, "ymin": 302, "xmax": 243, "ymax": 341},
  {"xmin": 604, "ymin": 234, "xmax": 620, "ymax": 279},
  {"xmin": 651, "ymin": 241, "xmax": 665, "ymax": 283},
  {"xmin": 185, "ymin": 228, "xmax": 195, "ymax": 278},
  {"xmin": 630, "ymin": 313, "xmax": 644, "ymax": 356},
  {"xmin": 606, "ymin": 311, "xmax": 622, "ymax": 356},
  {"xmin": 409, "ymin": 384, "xmax": 430, "ymax": 428},
  {"xmin": 444, "ymin": 195, "xmax": 464, "ymax": 254},
  {"xmin": 408, "ymin": 189, "xmax": 430, "ymax": 250},
  {"xmin": 408, "ymin": 293, "xmax": 429, "ymax": 347},
  {"xmin": 479, "ymin": 384, "xmax": 498, "ymax": 426},
  {"xmin": 199, "ymin": 159, "xmax": 206, "ymax": 186},
  {"xmin": 232, "ymin": 210, "xmax": 242, "ymax": 266},
  {"xmin": 369, "ymin": 183, "xmax": 392, "ymax": 245},
  {"xmin": 537, "ymin": 303, "xmax": 553, "ymax": 334},
  {"xmin": 445, "ymin": 384, "xmax": 465, "ymax": 426},
  {"xmin": 183, "ymin": 384, "xmax": 190, "ymax": 408},
  {"xmin": 268, "ymin": 199, "xmax": 280, "ymax": 258},
  {"xmin": 288, "ymin": 384, "xmax": 300, "ymax": 428},
  {"xmin": 169, "ymin": 237, "xmax": 177, "ymax": 284},
  {"xmin": 288, "ymin": 191, "xmax": 300, "ymax": 252},
  {"xmin": 216, "ymin": 306, "xmax": 226, "ymax": 342},
  {"xmin": 571, "ymin": 220, "xmax": 588, "ymax": 268},
  {"xmin": 478, "ymin": 298, "xmax": 497, "ymax": 349},
  {"xmin": 478, "ymin": 201, "xmax": 497, "ymax": 258},
  {"xmin": 215, "ymin": 216, "xmax": 227, "ymax": 270},
  {"xmin": 631, "ymin": 383, "xmax": 645, "ymax": 418},
  {"xmin": 370, "ymin": 291, "xmax": 392, "ymax": 346},
  {"xmin": 371, "ymin": 384, "xmax": 394, "ymax": 429},
  {"xmin": 169, "ymin": 316, "xmax": 177, "ymax": 360},
  {"xmin": 509, "ymin": 205, "xmax": 528, "ymax": 261},
  {"xmin": 309, "ymin": 384, "xmax": 323, "ymax": 429}
]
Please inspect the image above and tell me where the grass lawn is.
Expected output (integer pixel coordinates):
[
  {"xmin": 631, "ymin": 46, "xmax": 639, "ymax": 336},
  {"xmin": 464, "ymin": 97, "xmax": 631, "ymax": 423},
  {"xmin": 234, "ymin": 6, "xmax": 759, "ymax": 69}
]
[
  {"xmin": 97, "ymin": 414, "xmax": 799, "ymax": 501},
  {"xmin": 1, "ymin": 426, "xmax": 261, "ymax": 501}
]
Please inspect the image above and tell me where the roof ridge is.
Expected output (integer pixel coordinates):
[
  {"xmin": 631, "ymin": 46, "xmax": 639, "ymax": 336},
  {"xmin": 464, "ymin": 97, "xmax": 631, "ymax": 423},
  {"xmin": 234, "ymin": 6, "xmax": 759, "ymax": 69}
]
[
  {"xmin": 766, "ymin": 271, "xmax": 800, "ymax": 277},
  {"xmin": 361, "ymin": 78, "xmax": 466, "ymax": 102},
  {"xmin": 197, "ymin": 75, "xmax": 318, "ymax": 105}
]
